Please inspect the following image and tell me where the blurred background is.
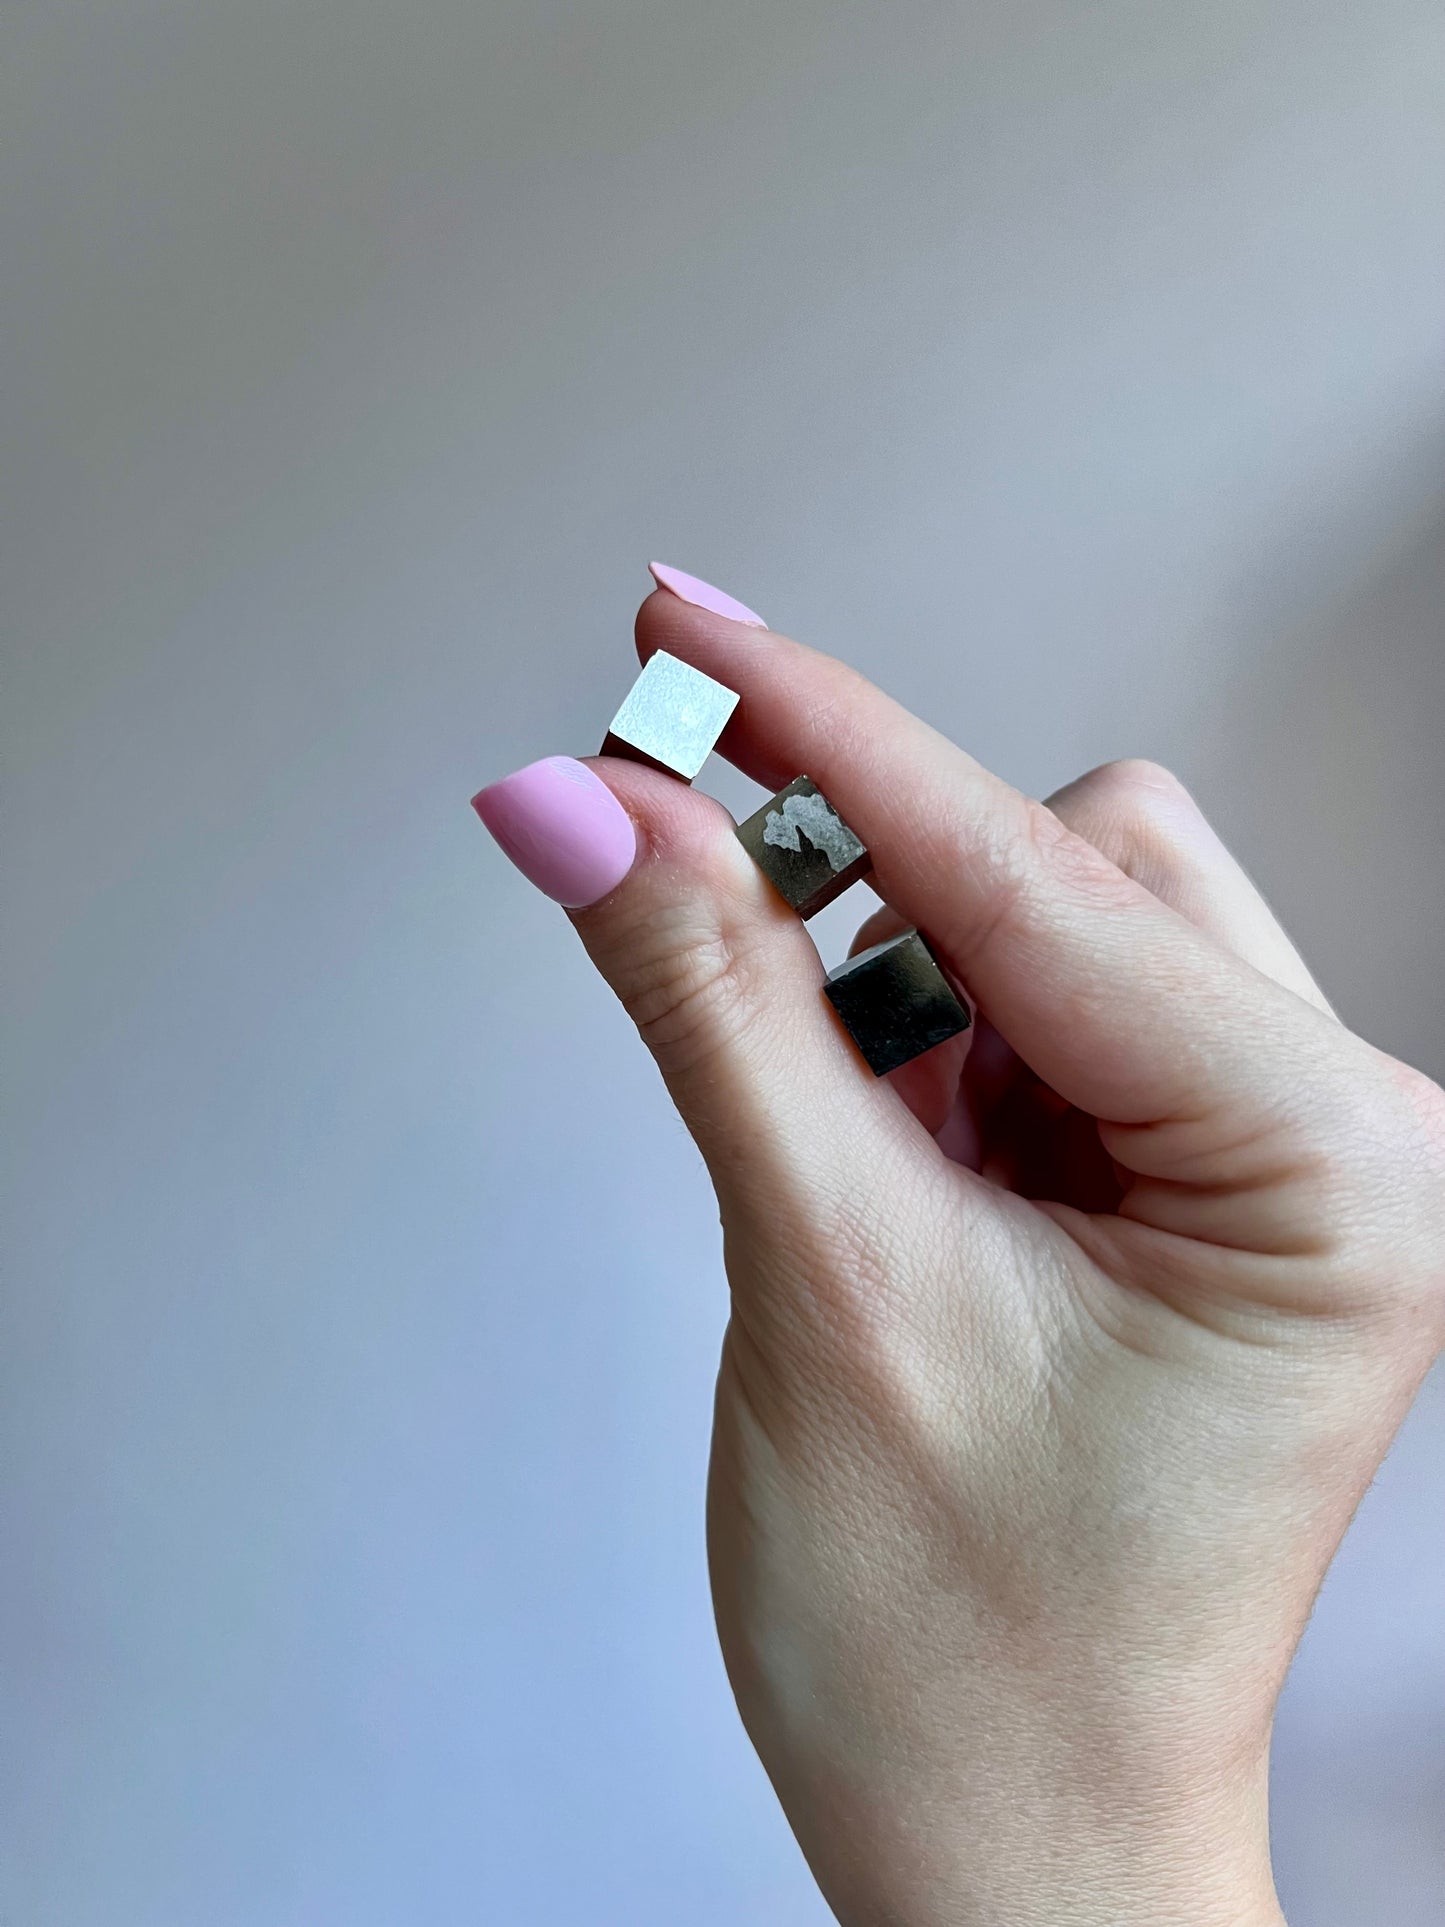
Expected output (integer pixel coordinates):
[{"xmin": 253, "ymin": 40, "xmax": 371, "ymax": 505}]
[{"xmin": 4, "ymin": 1, "xmax": 1442, "ymax": 1921}]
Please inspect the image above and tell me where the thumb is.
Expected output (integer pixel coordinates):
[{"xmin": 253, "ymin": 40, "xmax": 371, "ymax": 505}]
[{"xmin": 471, "ymin": 753, "xmax": 915, "ymax": 1224}]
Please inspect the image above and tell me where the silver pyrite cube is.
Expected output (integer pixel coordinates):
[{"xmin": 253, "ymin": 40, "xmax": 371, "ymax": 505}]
[
  {"xmin": 601, "ymin": 650, "xmax": 740, "ymax": 782},
  {"xmin": 823, "ymin": 929, "xmax": 970, "ymax": 1076},
  {"xmin": 735, "ymin": 775, "xmax": 871, "ymax": 919}
]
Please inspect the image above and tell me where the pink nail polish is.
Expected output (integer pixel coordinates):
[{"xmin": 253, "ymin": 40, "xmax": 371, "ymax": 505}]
[
  {"xmin": 471, "ymin": 756, "xmax": 637, "ymax": 908},
  {"xmin": 648, "ymin": 561, "xmax": 767, "ymax": 629}
]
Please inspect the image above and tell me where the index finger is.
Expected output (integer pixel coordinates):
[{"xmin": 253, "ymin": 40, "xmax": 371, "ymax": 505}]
[{"xmin": 634, "ymin": 586, "xmax": 1328, "ymax": 1139}]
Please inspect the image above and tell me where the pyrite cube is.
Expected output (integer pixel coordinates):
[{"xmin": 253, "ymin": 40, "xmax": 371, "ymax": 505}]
[
  {"xmin": 735, "ymin": 775, "xmax": 871, "ymax": 919},
  {"xmin": 601, "ymin": 649, "xmax": 740, "ymax": 782},
  {"xmin": 823, "ymin": 929, "xmax": 970, "ymax": 1076}
]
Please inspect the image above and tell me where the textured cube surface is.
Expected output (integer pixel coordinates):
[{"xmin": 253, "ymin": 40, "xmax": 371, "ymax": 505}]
[
  {"xmin": 823, "ymin": 928, "xmax": 970, "ymax": 1076},
  {"xmin": 735, "ymin": 775, "xmax": 871, "ymax": 918},
  {"xmin": 600, "ymin": 649, "xmax": 740, "ymax": 782}
]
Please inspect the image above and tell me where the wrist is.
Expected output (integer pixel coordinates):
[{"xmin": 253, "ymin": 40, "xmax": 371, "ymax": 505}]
[
  {"xmin": 827, "ymin": 1844, "xmax": 1282, "ymax": 1927},
  {"xmin": 793, "ymin": 1761, "xmax": 1282, "ymax": 1927}
]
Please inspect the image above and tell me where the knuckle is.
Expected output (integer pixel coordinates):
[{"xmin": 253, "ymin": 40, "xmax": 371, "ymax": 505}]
[
  {"xmin": 1404, "ymin": 1061, "xmax": 1445, "ymax": 1138},
  {"xmin": 1090, "ymin": 756, "xmax": 1189, "ymax": 806},
  {"xmin": 1050, "ymin": 761, "xmax": 1211, "ymax": 902},
  {"xmin": 1393, "ymin": 1061, "xmax": 1445, "ymax": 1200},
  {"xmin": 1319, "ymin": 1053, "xmax": 1445, "ymax": 1323},
  {"xmin": 1023, "ymin": 794, "xmax": 1143, "ymax": 912},
  {"xmin": 1390, "ymin": 1067, "xmax": 1445, "ymax": 1327},
  {"xmin": 609, "ymin": 897, "xmax": 753, "ymax": 1079},
  {"xmin": 798, "ymin": 667, "xmax": 879, "ymax": 772}
]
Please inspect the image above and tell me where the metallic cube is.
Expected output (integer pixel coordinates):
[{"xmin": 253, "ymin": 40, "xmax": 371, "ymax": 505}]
[
  {"xmin": 601, "ymin": 649, "xmax": 740, "ymax": 782},
  {"xmin": 735, "ymin": 775, "xmax": 871, "ymax": 918},
  {"xmin": 823, "ymin": 928, "xmax": 970, "ymax": 1076}
]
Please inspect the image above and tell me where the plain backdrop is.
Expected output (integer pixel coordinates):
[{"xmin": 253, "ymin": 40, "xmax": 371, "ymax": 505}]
[{"xmin": 4, "ymin": 2, "xmax": 1443, "ymax": 1922}]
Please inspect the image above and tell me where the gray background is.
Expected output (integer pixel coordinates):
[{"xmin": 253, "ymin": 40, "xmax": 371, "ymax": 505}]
[{"xmin": 4, "ymin": 1, "xmax": 1443, "ymax": 1921}]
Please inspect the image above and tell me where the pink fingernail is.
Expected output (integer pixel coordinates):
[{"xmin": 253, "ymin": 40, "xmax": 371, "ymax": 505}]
[
  {"xmin": 471, "ymin": 756, "xmax": 637, "ymax": 908},
  {"xmin": 648, "ymin": 561, "xmax": 767, "ymax": 629}
]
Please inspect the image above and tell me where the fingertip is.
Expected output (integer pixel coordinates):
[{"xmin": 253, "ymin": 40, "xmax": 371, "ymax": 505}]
[
  {"xmin": 646, "ymin": 561, "xmax": 768, "ymax": 628},
  {"xmin": 634, "ymin": 581, "xmax": 703, "ymax": 666},
  {"xmin": 471, "ymin": 754, "xmax": 638, "ymax": 908},
  {"xmin": 634, "ymin": 578, "xmax": 777, "ymax": 668}
]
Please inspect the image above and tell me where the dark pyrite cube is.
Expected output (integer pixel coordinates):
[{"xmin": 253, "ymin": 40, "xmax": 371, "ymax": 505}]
[
  {"xmin": 734, "ymin": 775, "xmax": 871, "ymax": 918},
  {"xmin": 601, "ymin": 649, "xmax": 740, "ymax": 783},
  {"xmin": 823, "ymin": 928, "xmax": 970, "ymax": 1076}
]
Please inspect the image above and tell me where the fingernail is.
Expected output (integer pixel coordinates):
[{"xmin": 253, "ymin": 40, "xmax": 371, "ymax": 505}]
[
  {"xmin": 648, "ymin": 561, "xmax": 767, "ymax": 629},
  {"xmin": 471, "ymin": 756, "xmax": 637, "ymax": 908}
]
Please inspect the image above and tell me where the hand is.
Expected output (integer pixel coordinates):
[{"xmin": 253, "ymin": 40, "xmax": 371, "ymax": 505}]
[{"xmin": 473, "ymin": 587, "xmax": 1445, "ymax": 1927}]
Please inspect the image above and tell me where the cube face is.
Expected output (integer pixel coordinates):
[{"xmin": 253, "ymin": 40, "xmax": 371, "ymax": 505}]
[
  {"xmin": 823, "ymin": 929, "xmax": 970, "ymax": 1076},
  {"xmin": 601, "ymin": 649, "xmax": 740, "ymax": 782},
  {"xmin": 735, "ymin": 775, "xmax": 871, "ymax": 918}
]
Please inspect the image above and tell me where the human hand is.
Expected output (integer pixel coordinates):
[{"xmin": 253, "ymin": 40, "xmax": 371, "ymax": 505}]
[{"xmin": 472, "ymin": 582, "xmax": 1445, "ymax": 1927}]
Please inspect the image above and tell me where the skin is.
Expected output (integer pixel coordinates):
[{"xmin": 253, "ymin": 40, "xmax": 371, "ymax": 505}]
[{"xmin": 567, "ymin": 590, "xmax": 1445, "ymax": 1927}]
